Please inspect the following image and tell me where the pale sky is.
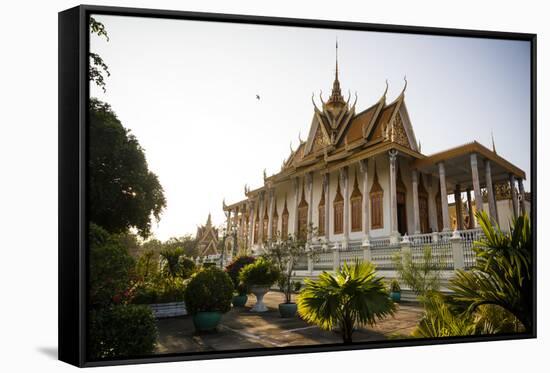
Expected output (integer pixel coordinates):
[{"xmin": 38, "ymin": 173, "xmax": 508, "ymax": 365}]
[{"xmin": 90, "ymin": 15, "xmax": 531, "ymax": 241}]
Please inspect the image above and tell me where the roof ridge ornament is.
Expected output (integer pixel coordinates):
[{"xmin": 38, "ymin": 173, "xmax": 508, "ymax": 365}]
[{"xmin": 491, "ymin": 130, "xmax": 497, "ymax": 154}]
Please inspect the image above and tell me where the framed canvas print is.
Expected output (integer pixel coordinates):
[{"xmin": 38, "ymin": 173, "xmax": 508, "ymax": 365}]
[{"xmin": 58, "ymin": 4, "xmax": 537, "ymax": 367}]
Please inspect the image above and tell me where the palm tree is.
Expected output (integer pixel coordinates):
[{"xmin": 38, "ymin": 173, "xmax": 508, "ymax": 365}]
[
  {"xmin": 297, "ymin": 261, "xmax": 395, "ymax": 344},
  {"xmin": 449, "ymin": 211, "xmax": 533, "ymax": 332}
]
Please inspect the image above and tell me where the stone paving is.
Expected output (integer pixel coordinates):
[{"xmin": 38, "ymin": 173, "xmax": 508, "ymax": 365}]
[{"xmin": 155, "ymin": 291, "xmax": 423, "ymax": 354}]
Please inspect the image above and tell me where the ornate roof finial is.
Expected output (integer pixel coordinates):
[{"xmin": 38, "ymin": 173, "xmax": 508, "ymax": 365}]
[
  {"xmin": 401, "ymin": 76, "xmax": 408, "ymax": 95},
  {"xmin": 418, "ymin": 140, "xmax": 422, "ymax": 153},
  {"xmin": 263, "ymin": 168, "xmax": 267, "ymax": 181},
  {"xmin": 328, "ymin": 38, "xmax": 344, "ymax": 104},
  {"xmin": 491, "ymin": 131, "xmax": 497, "ymax": 154},
  {"xmin": 206, "ymin": 212, "xmax": 212, "ymax": 226}
]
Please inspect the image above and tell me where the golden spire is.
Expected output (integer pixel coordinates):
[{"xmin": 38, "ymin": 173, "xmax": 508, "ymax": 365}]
[{"xmin": 328, "ymin": 39, "xmax": 344, "ymax": 104}]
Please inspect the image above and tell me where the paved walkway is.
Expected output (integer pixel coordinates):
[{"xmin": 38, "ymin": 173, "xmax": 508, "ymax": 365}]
[{"xmin": 155, "ymin": 291, "xmax": 423, "ymax": 354}]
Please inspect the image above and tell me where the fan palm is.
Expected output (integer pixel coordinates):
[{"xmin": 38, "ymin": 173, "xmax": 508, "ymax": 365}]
[
  {"xmin": 449, "ymin": 211, "xmax": 533, "ymax": 332},
  {"xmin": 297, "ymin": 261, "xmax": 395, "ymax": 344}
]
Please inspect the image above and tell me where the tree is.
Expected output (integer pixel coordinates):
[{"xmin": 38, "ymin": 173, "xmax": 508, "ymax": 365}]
[
  {"xmin": 393, "ymin": 246, "xmax": 442, "ymax": 297},
  {"xmin": 163, "ymin": 235, "xmax": 198, "ymax": 258},
  {"xmin": 89, "ymin": 224, "xmax": 135, "ymax": 308},
  {"xmin": 89, "ymin": 16, "xmax": 110, "ymax": 92},
  {"xmin": 89, "ymin": 98, "xmax": 166, "ymax": 238},
  {"xmin": 449, "ymin": 211, "xmax": 533, "ymax": 332},
  {"xmin": 159, "ymin": 247, "xmax": 195, "ymax": 279},
  {"xmin": 297, "ymin": 262, "xmax": 395, "ymax": 344},
  {"xmin": 263, "ymin": 233, "xmax": 319, "ymax": 304}
]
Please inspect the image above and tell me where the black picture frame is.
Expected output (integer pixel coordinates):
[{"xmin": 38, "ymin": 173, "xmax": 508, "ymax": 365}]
[{"xmin": 58, "ymin": 4, "xmax": 537, "ymax": 368}]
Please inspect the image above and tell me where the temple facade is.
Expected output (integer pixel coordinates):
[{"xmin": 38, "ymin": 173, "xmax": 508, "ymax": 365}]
[{"xmin": 222, "ymin": 47, "xmax": 528, "ymax": 260}]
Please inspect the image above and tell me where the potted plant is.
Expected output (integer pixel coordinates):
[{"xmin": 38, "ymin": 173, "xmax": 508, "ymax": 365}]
[
  {"xmin": 263, "ymin": 233, "xmax": 321, "ymax": 318},
  {"xmin": 225, "ymin": 256, "xmax": 256, "ymax": 307},
  {"xmin": 390, "ymin": 279, "xmax": 401, "ymax": 302},
  {"xmin": 184, "ymin": 267, "xmax": 234, "ymax": 332},
  {"xmin": 239, "ymin": 258, "xmax": 280, "ymax": 312}
]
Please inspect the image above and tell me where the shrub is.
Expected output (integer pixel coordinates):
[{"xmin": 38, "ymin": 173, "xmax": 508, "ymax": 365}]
[
  {"xmin": 131, "ymin": 277, "xmax": 187, "ymax": 304},
  {"xmin": 239, "ymin": 258, "xmax": 280, "ymax": 288},
  {"xmin": 89, "ymin": 223, "xmax": 135, "ymax": 307},
  {"xmin": 390, "ymin": 279, "xmax": 401, "ymax": 293},
  {"xmin": 292, "ymin": 281, "xmax": 302, "ymax": 293},
  {"xmin": 88, "ymin": 304, "xmax": 158, "ymax": 359},
  {"xmin": 225, "ymin": 256, "xmax": 256, "ymax": 287},
  {"xmin": 184, "ymin": 267, "xmax": 234, "ymax": 314}
]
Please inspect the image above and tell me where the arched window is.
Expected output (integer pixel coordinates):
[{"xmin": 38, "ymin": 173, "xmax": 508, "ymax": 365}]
[
  {"xmin": 350, "ymin": 171, "xmax": 363, "ymax": 232},
  {"xmin": 262, "ymin": 204, "xmax": 268, "ymax": 242},
  {"xmin": 370, "ymin": 163, "xmax": 384, "ymax": 229},
  {"xmin": 297, "ymin": 183, "xmax": 308, "ymax": 240},
  {"xmin": 281, "ymin": 198, "xmax": 289, "ymax": 238},
  {"xmin": 333, "ymin": 180, "xmax": 344, "ymax": 234},
  {"xmin": 318, "ymin": 187, "xmax": 325, "ymax": 236},
  {"xmin": 271, "ymin": 201, "xmax": 279, "ymax": 238}
]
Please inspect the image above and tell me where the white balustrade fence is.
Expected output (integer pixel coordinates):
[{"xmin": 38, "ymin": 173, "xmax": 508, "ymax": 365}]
[{"xmin": 288, "ymin": 228, "xmax": 485, "ymax": 273}]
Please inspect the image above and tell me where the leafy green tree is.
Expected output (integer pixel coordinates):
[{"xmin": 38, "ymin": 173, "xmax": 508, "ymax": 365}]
[
  {"xmin": 89, "ymin": 98, "xmax": 166, "ymax": 238},
  {"xmin": 163, "ymin": 235, "xmax": 198, "ymax": 258},
  {"xmin": 449, "ymin": 211, "xmax": 533, "ymax": 331},
  {"xmin": 135, "ymin": 249, "xmax": 159, "ymax": 281},
  {"xmin": 89, "ymin": 223, "xmax": 135, "ymax": 308},
  {"xmin": 298, "ymin": 262, "xmax": 395, "ymax": 344},
  {"xmin": 89, "ymin": 16, "xmax": 110, "ymax": 92}
]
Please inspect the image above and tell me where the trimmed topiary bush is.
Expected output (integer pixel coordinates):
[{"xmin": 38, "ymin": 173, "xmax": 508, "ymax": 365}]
[
  {"xmin": 184, "ymin": 267, "xmax": 234, "ymax": 314},
  {"xmin": 239, "ymin": 258, "xmax": 280, "ymax": 288},
  {"xmin": 88, "ymin": 304, "xmax": 158, "ymax": 359}
]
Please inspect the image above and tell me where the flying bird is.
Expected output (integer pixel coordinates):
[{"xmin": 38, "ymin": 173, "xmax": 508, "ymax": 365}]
[{"xmin": 256, "ymin": 94, "xmax": 261, "ymax": 100}]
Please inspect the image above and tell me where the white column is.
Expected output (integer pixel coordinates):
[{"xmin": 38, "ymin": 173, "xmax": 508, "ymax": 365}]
[
  {"xmin": 323, "ymin": 173, "xmax": 330, "ymax": 241},
  {"xmin": 293, "ymin": 177, "xmax": 300, "ymax": 236},
  {"xmin": 454, "ymin": 184, "xmax": 463, "ymax": 230},
  {"xmin": 466, "ymin": 189, "xmax": 474, "ymax": 228},
  {"xmin": 438, "ymin": 162, "xmax": 450, "ymax": 232},
  {"xmin": 340, "ymin": 167, "xmax": 350, "ymax": 248},
  {"xmin": 389, "ymin": 150, "xmax": 399, "ymax": 241},
  {"xmin": 267, "ymin": 189, "xmax": 275, "ymax": 241},
  {"xmin": 470, "ymin": 154, "xmax": 484, "ymax": 217},
  {"xmin": 306, "ymin": 172, "xmax": 313, "ymax": 240},
  {"xmin": 412, "ymin": 170, "xmax": 421, "ymax": 234},
  {"xmin": 509, "ymin": 174, "xmax": 519, "ymax": 219},
  {"xmin": 427, "ymin": 175, "xmax": 438, "ymax": 232},
  {"xmin": 239, "ymin": 206, "xmax": 245, "ymax": 245},
  {"xmin": 450, "ymin": 230, "xmax": 465, "ymax": 270},
  {"xmin": 518, "ymin": 178, "xmax": 526, "ymax": 215},
  {"xmin": 359, "ymin": 159, "xmax": 370, "ymax": 243},
  {"xmin": 485, "ymin": 160, "xmax": 497, "ymax": 223}
]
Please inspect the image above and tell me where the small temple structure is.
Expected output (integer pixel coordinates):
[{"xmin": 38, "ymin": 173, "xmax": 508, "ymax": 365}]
[
  {"xmin": 222, "ymin": 43, "xmax": 530, "ymax": 260},
  {"xmin": 195, "ymin": 213, "xmax": 219, "ymax": 257}
]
